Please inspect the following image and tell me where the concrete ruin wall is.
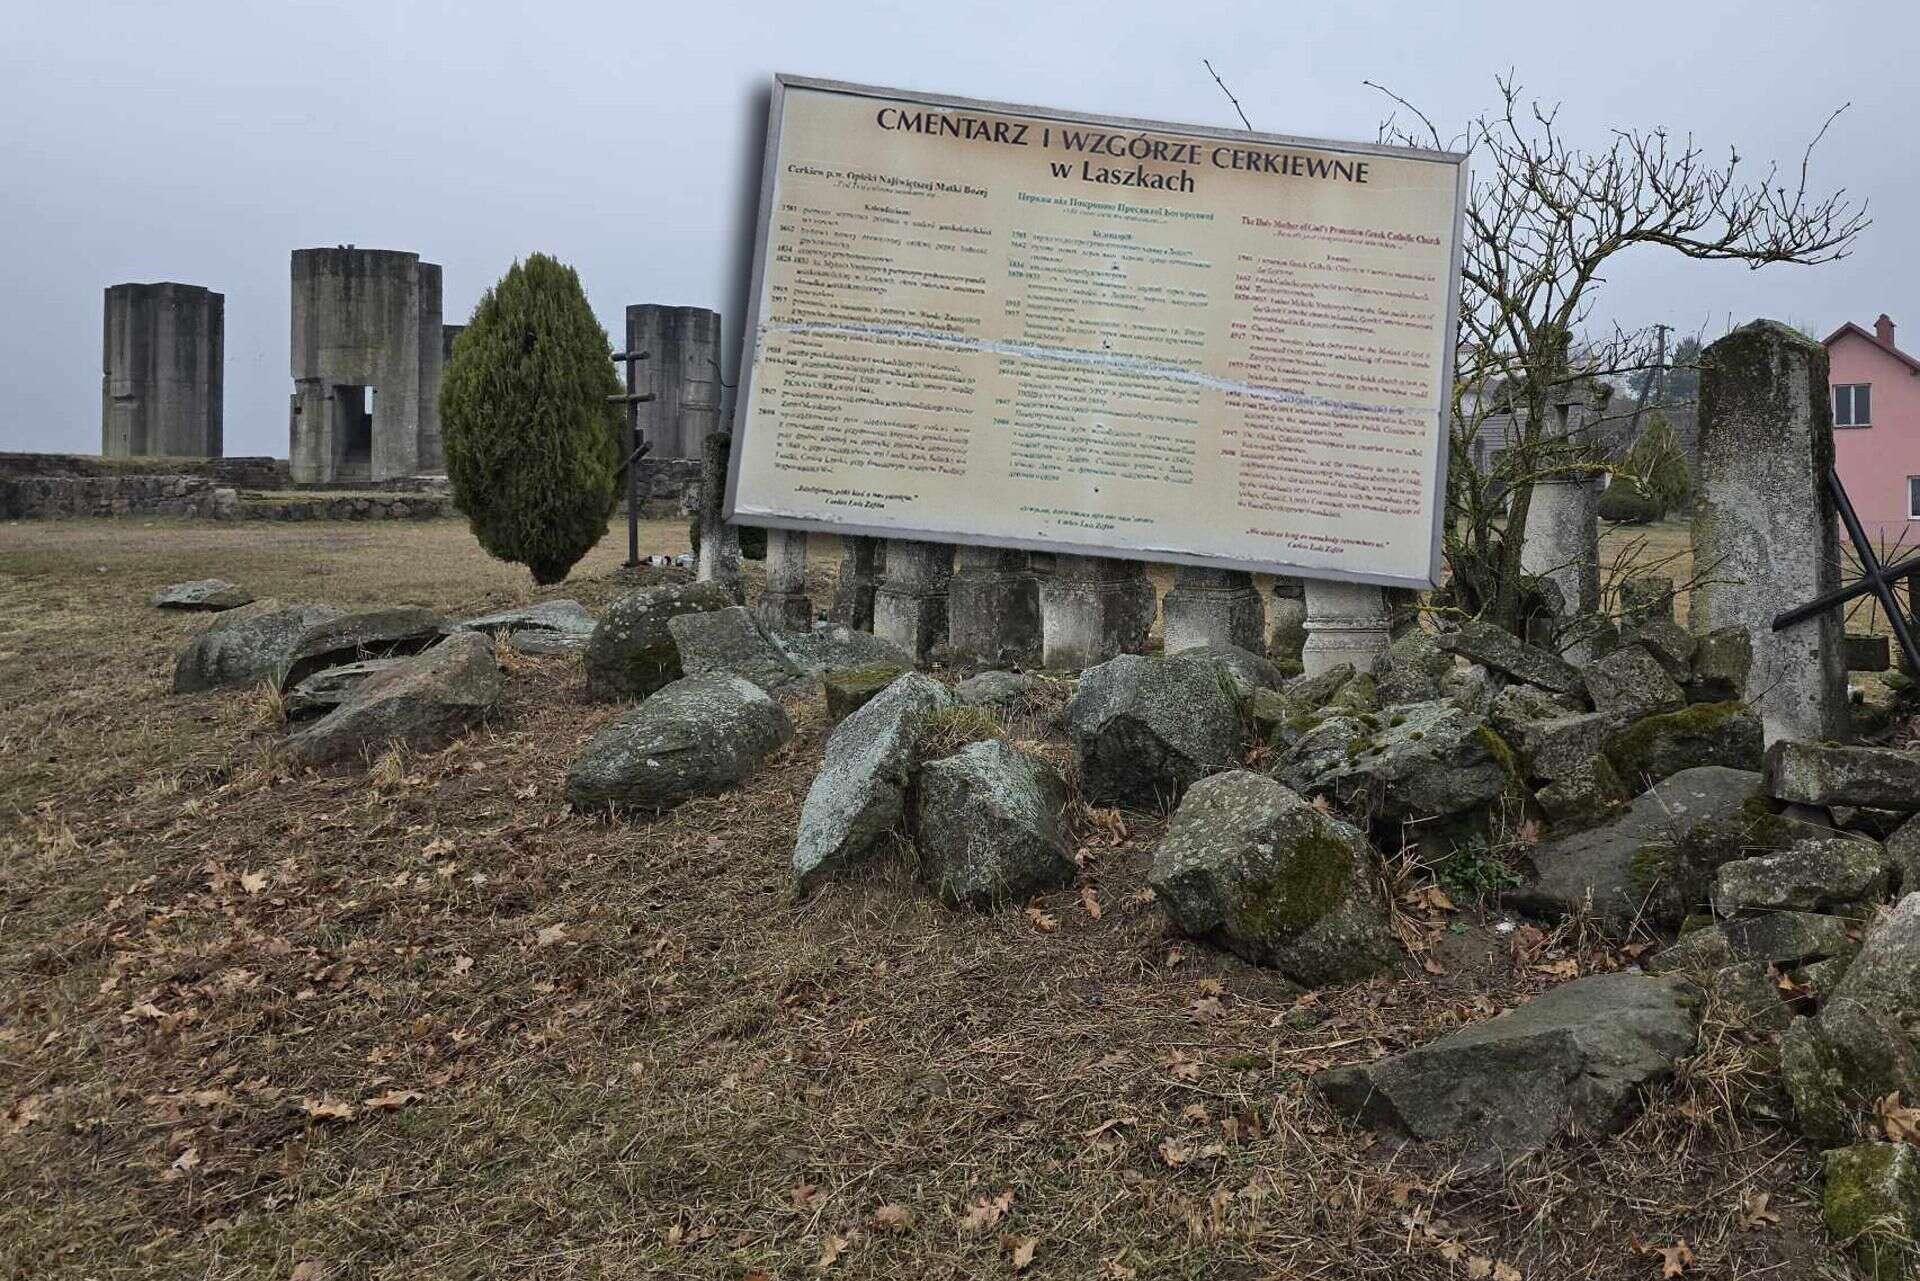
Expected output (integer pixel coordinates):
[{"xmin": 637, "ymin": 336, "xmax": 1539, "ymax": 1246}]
[
  {"xmin": 289, "ymin": 248, "xmax": 442, "ymax": 483},
  {"xmin": 101, "ymin": 282, "xmax": 224, "ymax": 459},
  {"xmin": 627, "ymin": 305, "xmax": 721, "ymax": 460}
]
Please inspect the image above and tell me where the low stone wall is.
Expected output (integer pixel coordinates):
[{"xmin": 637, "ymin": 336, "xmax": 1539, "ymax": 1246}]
[
  {"xmin": 234, "ymin": 493, "xmax": 454, "ymax": 521},
  {"xmin": 0, "ymin": 474, "xmax": 237, "ymax": 520},
  {"xmin": 0, "ymin": 452, "xmax": 289, "ymax": 488}
]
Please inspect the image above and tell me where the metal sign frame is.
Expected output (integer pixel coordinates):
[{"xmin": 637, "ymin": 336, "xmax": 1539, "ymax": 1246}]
[{"xmin": 725, "ymin": 73, "xmax": 1469, "ymax": 590}]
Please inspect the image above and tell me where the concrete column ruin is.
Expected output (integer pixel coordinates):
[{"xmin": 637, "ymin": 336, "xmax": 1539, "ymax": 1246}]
[
  {"xmin": 948, "ymin": 546, "xmax": 1040, "ymax": 668},
  {"xmin": 1302, "ymin": 580, "xmax": 1393, "ymax": 677},
  {"xmin": 1161, "ymin": 565, "xmax": 1264, "ymax": 654},
  {"xmin": 1522, "ymin": 477, "xmax": 1601, "ymax": 617},
  {"xmin": 1269, "ymin": 577, "xmax": 1308, "ymax": 667},
  {"xmin": 1039, "ymin": 555, "xmax": 1156, "ymax": 670},
  {"xmin": 695, "ymin": 432, "xmax": 743, "ymax": 600},
  {"xmin": 627, "ymin": 305, "xmax": 722, "ymax": 461},
  {"xmin": 101, "ymin": 282, "xmax": 224, "ymax": 459},
  {"xmin": 830, "ymin": 536, "xmax": 884, "ymax": 631},
  {"xmin": 1692, "ymin": 319, "xmax": 1846, "ymax": 743},
  {"xmin": 756, "ymin": 529, "xmax": 813, "ymax": 633},
  {"xmin": 873, "ymin": 539, "xmax": 953, "ymax": 662},
  {"xmin": 288, "ymin": 247, "xmax": 442, "ymax": 483}
]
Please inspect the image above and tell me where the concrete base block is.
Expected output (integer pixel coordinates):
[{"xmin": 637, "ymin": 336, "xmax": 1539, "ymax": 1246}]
[
  {"xmin": 949, "ymin": 547, "xmax": 1040, "ymax": 667},
  {"xmin": 872, "ymin": 539, "xmax": 952, "ymax": 662},
  {"xmin": 1302, "ymin": 580, "xmax": 1392, "ymax": 677},
  {"xmin": 755, "ymin": 528, "xmax": 813, "ymax": 633},
  {"xmin": 1162, "ymin": 566, "xmax": 1264, "ymax": 654},
  {"xmin": 1039, "ymin": 555, "xmax": 1156, "ymax": 670}
]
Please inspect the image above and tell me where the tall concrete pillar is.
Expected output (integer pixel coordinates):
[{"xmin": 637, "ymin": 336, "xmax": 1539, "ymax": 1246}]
[
  {"xmin": 1269, "ymin": 577, "xmax": 1308, "ymax": 667},
  {"xmin": 830, "ymin": 537, "xmax": 884, "ymax": 631},
  {"xmin": 948, "ymin": 546, "xmax": 1040, "ymax": 668},
  {"xmin": 101, "ymin": 282, "xmax": 224, "ymax": 458},
  {"xmin": 1161, "ymin": 566, "xmax": 1264, "ymax": 654},
  {"xmin": 1302, "ymin": 580, "xmax": 1393, "ymax": 677},
  {"xmin": 627, "ymin": 305, "xmax": 722, "ymax": 460},
  {"xmin": 415, "ymin": 263, "xmax": 445, "ymax": 473},
  {"xmin": 873, "ymin": 539, "xmax": 953, "ymax": 663},
  {"xmin": 695, "ymin": 432, "xmax": 743, "ymax": 600},
  {"xmin": 1039, "ymin": 555, "xmax": 1156, "ymax": 670},
  {"xmin": 1693, "ymin": 320, "xmax": 1846, "ymax": 744},
  {"xmin": 756, "ymin": 529, "xmax": 813, "ymax": 633}
]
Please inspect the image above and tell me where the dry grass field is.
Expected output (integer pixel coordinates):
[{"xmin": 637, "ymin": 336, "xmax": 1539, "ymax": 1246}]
[{"xmin": 0, "ymin": 515, "xmax": 1853, "ymax": 1280}]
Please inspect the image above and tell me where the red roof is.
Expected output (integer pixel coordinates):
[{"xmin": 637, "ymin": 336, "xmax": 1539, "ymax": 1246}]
[{"xmin": 1824, "ymin": 321, "xmax": 1920, "ymax": 376}]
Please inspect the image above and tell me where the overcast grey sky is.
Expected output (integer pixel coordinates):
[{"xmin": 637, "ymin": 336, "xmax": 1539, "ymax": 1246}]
[{"xmin": 3, "ymin": 0, "xmax": 1913, "ymax": 457}]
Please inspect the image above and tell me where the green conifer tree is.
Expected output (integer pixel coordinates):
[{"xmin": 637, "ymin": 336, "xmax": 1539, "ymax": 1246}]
[{"xmin": 441, "ymin": 254, "xmax": 623, "ymax": 584}]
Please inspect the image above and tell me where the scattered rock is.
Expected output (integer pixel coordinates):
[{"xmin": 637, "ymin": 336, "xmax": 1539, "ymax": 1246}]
[
  {"xmin": 1534, "ymin": 753, "xmax": 1631, "ymax": 829},
  {"xmin": 564, "ymin": 673, "xmax": 792, "ymax": 813},
  {"xmin": 284, "ymin": 658, "xmax": 405, "ymax": 718},
  {"xmin": 1172, "ymin": 643, "xmax": 1285, "ymax": 700},
  {"xmin": 1701, "ymin": 960, "xmax": 1792, "ymax": 1034},
  {"xmin": 1293, "ymin": 699, "xmax": 1517, "ymax": 826},
  {"xmin": 1888, "ymin": 816, "xmax": 1920, "ymax": 894},
  {"xmin": 1822, "ymin": 1143, "xmax": 1920, "ymax": 1281},
  {"xmin": 1721, "ymin": 912, "xmax": 1858, "ymax": 967},
  {"xmin": 1584, "ymin": 645, "xmax": 1687, "ymax": 717},
  {"xmin": 774, "ymin": 624, "xmax": 913, "ymax": 677},
  {"xmin": 1627, "ymin": 618, "xmax": 1696, "ymax": 683},
  {"xmin": 1443, "ymin": 663, "xmax": 1499, "ymax": 716},
  {"xmin": 1604, "ymin": 700, "xmax": 1763, "ymax": 787},
  {"xmin": 1285, "ymin": 663, "xmax": 1356, "ymax": 711},
  {"xmin": 150, "ymin": 578, "xmax": 254, "ymax": 611},
  {"xmin": 281, "ymin": 632, "xmax": 502, "ymax": 766},
  {"xmin": 1149, "ymin": 771, "xmax": 1396, "ymax": 985},
  {"xmin": 823, "ymin": 663, "xmax": 909, "ymax": 724},
  {"xmin": 1766, "ymin": 740, "xmax": 1920, "ymax": 812},
  {"xmin": 1065, "ymin": 653, "xmax": 1239, "ymax": 808},
  {"xmin": 275, "ymin": 607, "xmax": 453, "ymax": 692},
  {"xmin": 1513, "ymin": 711, "xmax": 1630, "ymax": 783},
  {"xmin": 954, "ymin": 669, "xmax": 1040, "ymax": 713},
  {"xmin": 461, "ymin": 599, "xmax": 596, "ymax": 652},
  {"xmin": 913, "ymin": 740, "xmax": 1073, "ymax": 909},
  {"xmin": 668, "ymin": 606, "xmax": 806, "ymax": 695},
  {"xmin": 582, "ymin": 581, "xmax": 737, "ymax": 700},
  {"xmin": 1689, "ymin": 627, "xmax": 1751, "ymax": 703},
  {"xmin": 1375, "ymin": 629, "xmax": 1455, "ymax": 706},
  {"xmin": 1714, "ymin": 837, "xmax": 1890, "ymax": 915},
  {"xmin": 171, "ymin": 600, "xmax": 342, "ymax": 693},
  {"xmin": 793, "ymin": 673, "xmax": 955, "ymax": 896},
  {"xmin": 1489, "ymin": 683, "xmax": 1584, "ymax": 744},
  {"xmin": 1437, "ymin": 619, "xmax": 1583, "ymax": 694},
  {"xmin": 1311, "ymin": 972, "xmax": 1698, "ymax": 1168},
  {"xmin": 1618, "ymin": 575, "xmax": 1675, "ymax": 625}
]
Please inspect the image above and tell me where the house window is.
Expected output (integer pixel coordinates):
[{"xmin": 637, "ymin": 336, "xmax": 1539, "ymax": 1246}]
[
  {"xmin": 1835, "ymin": 383, "xmax": 1873, "ymax": 427},
  {"xmin": 1909, "ymin": 477, "xmax": 1920, "ymax": 521}
]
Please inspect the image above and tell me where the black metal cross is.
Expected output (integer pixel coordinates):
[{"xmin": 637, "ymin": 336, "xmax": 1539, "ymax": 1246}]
[
  {"xmin": 1771, "ymin": 466, "xmax": 1920, "ymax": 675},
  {"xmin": 607, "ymin": 348, "xmax": 654, "ymax": 567}
]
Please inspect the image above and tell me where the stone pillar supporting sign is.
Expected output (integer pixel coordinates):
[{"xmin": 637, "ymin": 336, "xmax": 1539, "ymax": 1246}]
[
  {"xmin": 830, "ymin": 536, "xmax": 884, "ymax": 631},
  {"xmin": 1039, "ymin": 555, "xmax": 1156, "ymax": 670},
  {"xmin": 1161, "ymin": 565, "xmax": 1265, "ymax": 655},
  {"xmin": 948, "ymin": 546, "xmax": 1040, "ymax": 668},
  {"xmin": 1692, "ymin": 319, "xmax": 1846, "ymax": 744},
  {"xmin": 1269, "ymin": 577, "xmax": 1308, "ymax": 667},
  {"xmin": 756, "ymin": 529, "xmax": 813, "ymax": 633},
  {"xmin": 873, "ymin": 539, "xmax": 953, "ymax": 662},
  {"xmin": 1302, "ymin": 580, "xmax": 1393, "ymax": 677},
  {"xmin": 695, "ymin": 432, "xmax": 743, "ymax": 600}
]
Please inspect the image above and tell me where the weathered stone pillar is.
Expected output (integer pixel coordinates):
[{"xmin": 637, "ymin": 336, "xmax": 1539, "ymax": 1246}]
[
  {"xmin": 695, "ymin": 432, "xmax": 743, "ymax": 601},
  {"xmin": 102, "ymin": 282, "xmax": 224, "ymax": 459},
  {"xmin": 1039, "ymin": 555, "xmax": 1156, "ymax": 670},
  {"xmin": 1161, "ymin": 566, "xmax": 1264, "ymax": 654},
  {"xmin": 627, "ymin": 305, "xmax": 722, "ymax": 460},
  {"xmin": 830, "ymin": 536, "xmax": 883, "ymax": 630},
  {"xmin": 1523, "ymin": 476, "xmax": 1601, "ymax": 615},
  {"xmin": 1269, "ymin": 577, "xmax": 1308, "ymax": 667},
  {"xmin": 1302, "ymin": 580, "xmax": 1393, "ymax": 677},
  {"xmin": 1692, "ymin": 320, "xmax": 1846, "ymax": 744},
  {"xmin": 948, "ymin": 546, "xmax": 1040, "ymax": 667},
  {"xmin": 873, "ymin": 539, "xmax": 952, "ymax": 662},
  {"xmin": 755, "ymin": 529, "xmax": 812, "ymax": 633}
]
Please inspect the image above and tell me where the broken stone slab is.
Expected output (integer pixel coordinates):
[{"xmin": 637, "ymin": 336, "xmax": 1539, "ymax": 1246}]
[
  {"xmin": 1286, "ymin": 662, "xmax": 1357, "ymax": 713},
  {"xmin": 1888, "ymin": 816, "xmax": 1920, "ymax": 895},
  {"xmin": 1515, "ymin": 766, "xmax": 1762, "ymax": 928},
  {"xmin": 1311, "ymin": 972, "xmax": 1698, "ymax": 1168},
  {"xmin": 668, "ymin": 605, "xmax": 806, "ymax": 695},
  {"xmin": 1374, "ymin": 628, "xmax": 1456, "ymax": 707},
  {"xmin": 1298, "ymin": 699, "xmax": 1518, "ymax": 826},
  {"xmin": 1437, "ymin": 619, "xmax": 1583, "ymax": 694},
  {"xmin": 1714, "ymin": 836, "xmax": 1890, "ymax": 915},
  {"xmin": 582, "ymin": 581, "xmax": 737, "ymax": 700},
  {"xmin": 1618, "ymin": 575, "xmax": 1675, "ymax": 626},
  {"xmin": 913, "ymin": 739, "xmax": 1074, "ymax": 910},
  {"xmin": 1701, "ymin": 960, "xmax": 1792, "ymax": 1035},
  {"xmin": 823, "ymin": 663, "xmax": 909, "ymax": 725},
  {"xmin": 171, "ymin": 600, "xmax": 343, "ymax": 693},
  {"xmin": 272, "ymin": 607, "xmax": 455, "ymax": 694},
  {"xmin": 1584, "ymin": 645, "xmax": 1686, "ymax": 718},
  {"xmin": 793, "ymin": 672, "xmax": 954, "ymax": 897},
  {"xmin": 1514, "ymin": 711, "xmax": 1631, "ymax": 784},
  {"xmin": 1169, "ymin": 642, "xmax": 1286, "ymax": 701},
  {"xmin": 461, "ymin": 599, "xmax": 597, "ymax": 649},
  {"xmin": 1626, "ymin": 617, "xmax": 1695, "ymax": 683},
  {"xmin": 1604, "ymin": 701, "xmax": 1764, "ymax": 790},
  {"xmin": 774, "ymin": 624, "xmax": 914, "ymax": 677},
  {"xmin": 1688, "ymin": 627, "xmax": 1751, "ymax": 704},
  {"xmin": 564, "ymin": 672, "xmax": 792, "ymax": 813},
  {"xmin": 1766, "ymin": 740, "xmax": 1920, "ymax": 812},
  {"xmin": 1822, "ymin": 1142, "xmax": 1920, "ymax": 1281},
  {"xmin": 1149, "ymin": 770, "xmax": 1396, "ymax": 985},
  {"xmin": 150, "ymin": 578, "xmax": 254, "ymax": 611},
  {"xmin": 284, "ymin": 658, "xmax": 405, "ymax": 719},
  {"xmin": 1489, "ymin": 682, "xmax": 1584, "ymax": 741},
  {"xmin": 1534, "ymin": 753, "xmax": 1631, "ymax": 830},
  {"xmin": 281, "ymin": 631, "xmax": 502, "ymax": 767},
  {"xmin": 1064, "ymin": 653, "xmax": 1240, "ymax": 809}
]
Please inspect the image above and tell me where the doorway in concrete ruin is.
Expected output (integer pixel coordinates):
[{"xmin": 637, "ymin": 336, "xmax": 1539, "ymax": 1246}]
[{"xmin": 333, "ymin": 385, "xmax": 374, "ymax": 481}]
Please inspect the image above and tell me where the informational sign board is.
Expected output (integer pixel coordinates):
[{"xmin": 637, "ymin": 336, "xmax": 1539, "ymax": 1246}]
[{"xmin": 727, "ymin": 76, "xmax": 1466, "ymax": 588}]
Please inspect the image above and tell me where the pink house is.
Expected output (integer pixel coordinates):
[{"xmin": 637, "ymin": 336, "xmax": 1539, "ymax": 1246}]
[{"xmin": 1827, "ymin": 314, "xmax": 1920, "ymax": 547}]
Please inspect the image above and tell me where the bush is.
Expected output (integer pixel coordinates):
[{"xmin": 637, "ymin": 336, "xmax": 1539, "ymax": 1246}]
[
  {"xmin": 441, "ymin": 254, "xmax": 623, "ymax": 584},
  {"xmin": 1597, "ymin": 475, "xmax": 1664, "ymax": 524}
]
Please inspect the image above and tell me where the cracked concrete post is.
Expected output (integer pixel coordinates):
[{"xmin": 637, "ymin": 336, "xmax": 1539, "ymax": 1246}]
[
  {"xmin": 948, "ymin": 546, "xmax": 1040, "ymax": 668},
  {"xmin": 1039, "ymin": 555, "xmax": 1156, "ymax": 670},
  {"xmin": 1692, "ymin": 319, "xmax": 1846, "ymax": 744},
  {"xmin": 829, "ymin": 536, "xmax": 883, "ymax": 631},
  {"xmin": 755, "ymin": 529, "xmax": 813, "ymax": 633},
  {"xmin": 1161, "ymin": 565, "xmax": 1264, "ymax": 654},
  {"xmin": 695, "ymin": 431, "xmax": 743, "ymax": 601},
  {"xmin": 873, "ymin": 539, "xmax": 952, "ymax": 662},
  {"xmin": 1302, "ymin": 580, "xmax": 1392, "ymax": 677}
]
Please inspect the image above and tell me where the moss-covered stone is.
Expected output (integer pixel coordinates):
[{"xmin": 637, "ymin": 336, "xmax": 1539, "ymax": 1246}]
[
  {"xmin": 1822, "ymin": 1142, "xmax": 1920, "ymax": 1280},
  {"xmin": 1535, "ymin": 753, "xmax": 1630, "ymax": 830},
  {"xmin": 822, "ymin": 663, "xmax": 908, "ymax": 724},
  {"xmin": 1604, "ymin": 700, "xmax": 1763, "ymax": 789}
]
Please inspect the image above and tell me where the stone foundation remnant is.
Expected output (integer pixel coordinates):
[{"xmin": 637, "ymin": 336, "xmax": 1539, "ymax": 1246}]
[
  {"xmin": 1162, "ymin": 565, "xmax": 1264, "ymax": 654},
  {"xmin": 1302, "ymin": 580, "xmax": 1393, "ymax": 676},
  {"xmin": 873, "ymin": 539, "xmax": 954, "ymax": 662},
  {"xmin": 1270, "ymin": 577, "xmax": 1308, "ymax": 665},
  {"xmin": 948, "ymin": 546, "xmax": 1041, "ymax": 667},
  {"xmin": 756, "ymin": 529, "xmax": 814, "ymax": 632},
  {"xmin": 1038, "ymin": 555, "xmax": 1155, "ymax": 670},
  {"xmin": 1692, "ymin": 320, "xmax": 1845, "ymax": 743},
  {"xmin": 830, "ymin": 536, "xmax": 884, "ymax": 630},
  {"xmin": 289, "ymin": 247, "xmax": 443, "ymax": 483},
  {"xmin": 627, "ymin": 305, "xmax": 722, "ymax": 461},
  {"xmin": 102, "ymin": 282, "xmax": 223, "ymax": 459}
]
